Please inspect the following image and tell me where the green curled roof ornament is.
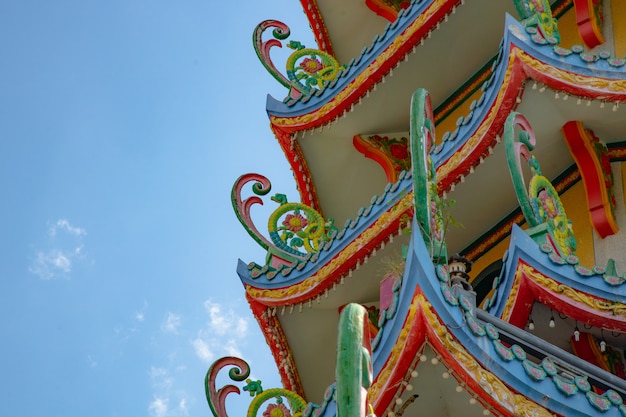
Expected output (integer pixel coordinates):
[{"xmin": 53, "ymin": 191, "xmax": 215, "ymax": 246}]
[{"xmin": 504, "ymin": 112, "xmax": 577, "ymax": 256}]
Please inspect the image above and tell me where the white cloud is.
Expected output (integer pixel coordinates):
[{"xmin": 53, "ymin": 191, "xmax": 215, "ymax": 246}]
[
  {"xmin": 178, "ymin": 398, "xmax": 188, "ymax": 416},
  {"xmin": 190, "ymin": 300, "xmax": 250, "ymax": 364},
  {"xmin": 150, "ymin": 366, "xmax": 168, "ymax": 379},
  {"xmin": 149, "ymin": 397, "xmax": 169, "ymax": 417},
  {"xmin": 203, "ymin": 300, "xmax": 248, "ymax": 337},
  {"xmin": 135, "ymin": 300, "xmax": 148, "ymax": 322},
  {"xmin": 192, "ymin": 338, "xmax": 213, "ymax": 364},
  {"xmin": 29, "ymin": 219, "xmax": 87, "ymax": 280},
  {"xmin": 147, "ymin": 394, "xmax": 189, "ymax": 417},
  {"xmin": 161, "ymin": 312, "xmax": 182, "ymax": 334},
  {"xmin": 49, "ymin": 219, "xmax": 86, "ymax": 237},
  {"xmin": 147, "ymin": 366, "xmax": 190, "ymax": 417},
  {"xmin": 224, "ymin": 339, "xmax": 242, "ymax": 357},
  {"xmin": 150, "ymin": 367, "xmax": 173, "ymax": 390}
]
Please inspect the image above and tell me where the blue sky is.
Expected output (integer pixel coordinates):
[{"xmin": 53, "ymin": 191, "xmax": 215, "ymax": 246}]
[{"xmin": 0, "ymin": 2, "xmax": 315, "ymax": 416}]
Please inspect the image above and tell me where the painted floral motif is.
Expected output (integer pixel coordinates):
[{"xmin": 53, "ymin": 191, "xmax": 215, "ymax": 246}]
[
  {"xmin": 441, "ymin": 283, "xmax": 459, "ymax": 306},
  {"xmin": 540, "ymin": 243, "xmax": 553, "ymax": 253},
  {"xmin": 283, "ymin": 213, "xmax": 308, "ymax": 232},
  {"xmin": 389, "ymin": 143, "xmax": 409, "ymax": 160},
  {"xmin": 606, "ymin": 390, "xmax": 622, "ymax": 406},
  {"xmin": 512, "ymin": 344, "xmax": 526, "ymax": 360},
  {"xmin": 574, "ymin": 376, "xmax": 591, "ymax": 392},
  {"xmin": 523, "ymin": 360, "xmax": 547, "ymax": 381},
  {"xmin": 459, "ymin": 294, "xmax": 473, "ymax": 312},
  {"xmin": 538, "ymin": 190, "xmax": 558, "ymax": 218},
  {"xmin": 466, "ymin": 313, "xmax": 486, "ymax": 336},
  {"xmin": 436, "ymin": 264, "xmax": 449, "ymax": 282},
  {"xmin": 264, "ymin": 403, "xmax": 292, "ymax": 417},
  {"xmin": 574, "ymin": 265, "xmax": 593, "ymax": 276},
  {"xmin": 549, "ymin": 253, "xmax": 566, "ymax": 265},
  {"xmin": 552, "ymin": 375, "xmax": 578, "ymax": 396},
  {"xmin": 604, "ymin": 274, "xmax": 625, "ymax": 286},
  {"xmin": 493, "ymin": 340, "xmax": 515, "ymax": 361},
  {"xmin": 608, "ymin": 58, "xmax": 626, "ymax": 67},
  {"xmin": 542, "ymin": 358, "xmax": 558, "ymax": 376},
  {"xmin": 592, "ymin": 265, "xmax": 606, "ymax": 274},
  {"xmin": 566, "ymin": 255, "xmax": 580, "ymax": 265},
  {"xmin": 299, "ymin": 57, "xmax": 324, "ymax": 74},
  {"xmin": 485, "ymin": 323, "xmax": 499, "ymax": 340},
  {"xmin": 368, "ymin": 135, "xmax": 411, "ymax": 173},
  {"xmin": 586, "ymin": 391, "xmax": 611, "ymax": 411}
]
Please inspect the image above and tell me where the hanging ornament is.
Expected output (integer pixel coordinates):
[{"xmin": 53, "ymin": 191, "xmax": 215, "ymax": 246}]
[{"xmin": 600, "ymin": 330, "xmax": 607, "ymax": 352}]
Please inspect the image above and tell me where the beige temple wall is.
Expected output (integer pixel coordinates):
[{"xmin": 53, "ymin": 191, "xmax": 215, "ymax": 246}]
[
  {"xmin": 610, "ymin": 0, "xmax": 626, "ymax": 57},
  {"xmin": 591, "ymin": 162, "xmax": 626, "ymax": 269}
]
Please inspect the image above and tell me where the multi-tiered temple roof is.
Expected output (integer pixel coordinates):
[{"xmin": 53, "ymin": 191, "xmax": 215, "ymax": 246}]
[{"xmin": 207, "ymin": 1, "xmax": 626, "ymax": 417}]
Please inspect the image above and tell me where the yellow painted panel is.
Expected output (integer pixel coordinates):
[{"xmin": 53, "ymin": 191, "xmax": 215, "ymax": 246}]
[
  {"xmin": 622, "ymin": 162, "xmax": 626, "ymax": 208},
  {"xmin": 560, "ymin": 180, "xmax": 595, "ymax": 267},
  {"xmin": 557, "ymin": 5, "xmax": 584, "ymax": 49},
  {"xmin": 469, "ymin": 236, "xmax": 511, "ymax": 283},
  {"xmin": 435, "ymin": 88, "xmax": 483, "ymax": 144},
  {"xmin": 612, "ymin": 0, "xmax": 626, "ymax": 57}
]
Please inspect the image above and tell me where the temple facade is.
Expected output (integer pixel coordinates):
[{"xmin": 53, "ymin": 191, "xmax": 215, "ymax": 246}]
[{"xmin": 207, "ymin": 1, "xmax": 626, "ymax": 416}]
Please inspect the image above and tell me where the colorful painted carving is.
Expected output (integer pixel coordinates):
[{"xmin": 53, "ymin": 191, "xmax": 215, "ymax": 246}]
[
  {"xmin": 513, "ymin": 0, "xmax": 560, "ymax": 44},
  {"xmin": 336, "ymin": 304, "xmax": 373, "ymax": 417},
  {"xmin": 410, "ymin": 88, "xmax": 447, "ymax": 263},
  {"xmin": 562, "ymin": 120, "xmax": 618, "ymax": 238},
  {"xmin": 352, "ymin": 134, "xmax": 410, "ymax": 184},
  {"xmin": 206, "ymin": 305, "xmax": 373, "ymax": 417},
  {"xmin": 504, "ymin": 112, "xmax": 576, "ymax": 257},
  {"xmin": 205, "ymin": 356, "xmax": 307, "ymax": 417},
  {"xmin": 253, "ymin": 21, "xmax": 343, "ymax": 100},
  {"xmin": 232, "ymin": 174, "xmax": 336, "ymax": 271},
  {"xmin": 573, "ymin": 0, "xmax": 604, "ymax": 48},
  {"xmin": 365, "ymin": 0, "xmax": 411, "ymax": 22}
]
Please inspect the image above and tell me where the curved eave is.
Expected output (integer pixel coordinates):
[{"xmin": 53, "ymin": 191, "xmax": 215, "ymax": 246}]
[
  {"xmin": 370, "ymin": 219, "xmax": 619, "ymax": 417},
  {"xmin": 267, "ymin": 0, "xmax": 456, "ymax": 129},
  {"xmin": 299, "ymin": 0, "xmax": 333, "ymax": 56},
  {"xmin": 274, "ymin": 13, "xmax": 626, "ymax": 209},
  {"xmin": 490, "ymin": 225, "xmax": 626, "ymax": 332},
  {"xmin": 246, "ymin": 296, "xmax": 305, "ymax": 397},
  {"xmin": 270, "ymin": 0, "xmax": 457, "ymax": 209},
  {"xmin": 239, "ymin": 174, "xmax": 414, "ymax": 306},
  {"xmin": 433, "ymin": 14, "xmax": 626, "ymax": 192}
]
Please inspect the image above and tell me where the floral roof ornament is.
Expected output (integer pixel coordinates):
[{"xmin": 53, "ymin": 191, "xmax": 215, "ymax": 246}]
[
  {"xmin": 503, "ymin": 112, "xmax": 577, "ymax": 258},
  {"xmin": 232, "ymin": 173, "xmax": 337, "ymax": 278},
  {"xmin": 205, "ymin": 356, "xmax": 308, "ymax": 417},
  {"xmin": 253, "ymin": 21, "xmax": 343, "ymax": 101},
  {"xmin": 513, "ymin": 0, "xmax": 560, "ymax": 44},
  {"xmin": 205, "ymin": 306, "xmax": 373, "ymax": 417}
]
